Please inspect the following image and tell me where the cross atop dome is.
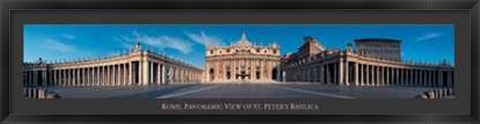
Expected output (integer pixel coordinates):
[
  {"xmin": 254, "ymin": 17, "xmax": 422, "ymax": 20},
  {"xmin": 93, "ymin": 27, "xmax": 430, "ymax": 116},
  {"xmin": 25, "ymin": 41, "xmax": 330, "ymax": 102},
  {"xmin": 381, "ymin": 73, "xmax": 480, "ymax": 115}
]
[{"xmin": 237, "ymin": 30, "xmax": 251, "ymax": 46}]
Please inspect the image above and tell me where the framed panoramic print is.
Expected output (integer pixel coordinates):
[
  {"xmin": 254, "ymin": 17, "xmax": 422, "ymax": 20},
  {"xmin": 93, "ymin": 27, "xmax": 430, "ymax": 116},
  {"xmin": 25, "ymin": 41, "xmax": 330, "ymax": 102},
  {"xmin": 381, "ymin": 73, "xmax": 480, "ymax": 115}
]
[{"xmin": 1, "ymin": 0, "xmax": 479, "ymax": 124}]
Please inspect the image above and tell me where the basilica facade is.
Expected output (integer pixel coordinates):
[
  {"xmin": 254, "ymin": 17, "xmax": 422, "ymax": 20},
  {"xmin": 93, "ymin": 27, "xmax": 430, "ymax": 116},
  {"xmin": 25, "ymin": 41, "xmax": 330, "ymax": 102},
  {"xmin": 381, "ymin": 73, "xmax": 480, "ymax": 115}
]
[{"xmin": 204, "ymin": 32, "xmax": 281, "ymax": 83}]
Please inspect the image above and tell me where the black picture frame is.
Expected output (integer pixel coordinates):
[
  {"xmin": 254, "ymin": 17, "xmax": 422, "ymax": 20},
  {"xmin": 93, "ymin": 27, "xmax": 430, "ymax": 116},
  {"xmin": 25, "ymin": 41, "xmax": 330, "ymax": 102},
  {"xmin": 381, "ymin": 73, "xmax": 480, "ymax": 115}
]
[{"xmin": 1, "ymin": 0, "xmax": 479, "ymax": 123}]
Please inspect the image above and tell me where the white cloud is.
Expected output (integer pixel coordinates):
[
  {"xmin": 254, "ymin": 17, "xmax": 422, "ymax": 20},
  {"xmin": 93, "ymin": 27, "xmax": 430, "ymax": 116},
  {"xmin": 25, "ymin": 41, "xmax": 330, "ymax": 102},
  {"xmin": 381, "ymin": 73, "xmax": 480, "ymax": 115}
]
[
  {"xmin": 416, "ymin": 33, "xmax": 441, "ymax": 41},
  {"xmin": 186, "ymin": 31, "xmax": 223, "ymax": 46},
  {"xmin": 119, "ymin": 31, "xmax": 193, "ymax": 54},
  {"xmin": 42, "ymin": 38, "xmax": 77, "ymax": 53}
]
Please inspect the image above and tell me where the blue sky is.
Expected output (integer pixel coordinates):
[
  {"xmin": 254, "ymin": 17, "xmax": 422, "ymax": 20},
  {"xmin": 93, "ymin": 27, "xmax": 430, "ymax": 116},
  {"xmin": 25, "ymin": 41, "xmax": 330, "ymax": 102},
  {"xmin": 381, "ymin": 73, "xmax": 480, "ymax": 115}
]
[{"xmin": 24, "ymin": 24, "xmax": 454, "ymax": 68}]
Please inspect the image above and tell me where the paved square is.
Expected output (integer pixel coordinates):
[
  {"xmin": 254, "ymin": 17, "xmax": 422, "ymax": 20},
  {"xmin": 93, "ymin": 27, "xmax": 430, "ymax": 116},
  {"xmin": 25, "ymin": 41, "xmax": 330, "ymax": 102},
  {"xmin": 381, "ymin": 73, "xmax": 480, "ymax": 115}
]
[{"xmin": 43, "ymin": 83, "xmax": 441, "ymax": 99}]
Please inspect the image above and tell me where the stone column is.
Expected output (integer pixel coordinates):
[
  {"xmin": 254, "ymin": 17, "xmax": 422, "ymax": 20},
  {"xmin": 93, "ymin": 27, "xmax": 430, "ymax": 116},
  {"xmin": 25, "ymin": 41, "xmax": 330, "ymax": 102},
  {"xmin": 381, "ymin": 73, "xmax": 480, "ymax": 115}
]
[
  {"xmin": 42, "ymin": 70, "xmax": 47, "ymax": 86},
  {"xmin": 114, "ymin": 65, "xmax": 118, "ymax": 86},
  {"xmin": 386, "ymin": 68, "xmax": 390, "ymax": 86},
  {"xmin": 89, "ymin": 67, "xmax": 93, "ymax": 86},
  {"xmin": 118, "ymin": 64, "xmax": 122, "ymax": 86},
  {"xmin": 108, "ymin": 65, "xmax": 112, "ymax": 86},
  {"xmin": 161, "ymin": 64, "xmax": 166, "ymax": 85},
  {"xmin": 124, "ymin": 64, "xmax": 127, "ymax": 86},
  {"xmin": 84, "ymin": 68, "xmax": 88, "ymax": 86},
  {"xmin": 339, "ymin": 60, "xmax": 344, "ymax": 85},
  {"xmin": 66, "ymin": 69, "xmax": 70, "ymax": 86},
  {"xmin": 156, "ymin": 63, "xmax": 160, "ymax": 85},
  {"xmin": 360, "ymin": 64, "xmax": 364, "ymax": 86},
  {"xmin": 52, "ymin": 70, "xmax": 56, "ymax": 86},
  {"xmin": 65, "ymin": 69, "xmax": 69, "ymax": 86},
  {"xmin": 343, "ymin": 60, "xmax": 348, "ymax": 86},
  {"xmin": 354, "ymin": 63, "xmax": 359, "ymax": 86},
  {"xmin": 87, "ymin": 68, "xmax": 91, "ymax": 86},
  {"xmin": 75, "ymin": 68, "xmax": 80, "ymax": 86},
  {"xmin": 142, "ymin": 60, "xmax": 150, "ymax": 86},
  {"xmin": 97, "ymin": 67, "xmax": 101, "ymax": 86},
  {"xmin": 96, "ymin": 67, "xmax": 100, "ymax": 86},
  {"xmin": 73, "ymin": 69, "xmax": 76, "ymax": 86},
  {"xmin": 91, "ymin": 67, "xmax": 95, "ymax": 86},
  {"xmin": 111, "ymin": 65, "xmax": 114, "ymax": 86},
  {"xmin": 128, "ymin": 62, "xmax": 132, "ymax": 85},
  {"xmin": 100, "ymin": 66, "xmax": 104, "ymax": 86},
  {"xmin": 105, "ymin": 66, "xmax": 109, "ymax": 86}
]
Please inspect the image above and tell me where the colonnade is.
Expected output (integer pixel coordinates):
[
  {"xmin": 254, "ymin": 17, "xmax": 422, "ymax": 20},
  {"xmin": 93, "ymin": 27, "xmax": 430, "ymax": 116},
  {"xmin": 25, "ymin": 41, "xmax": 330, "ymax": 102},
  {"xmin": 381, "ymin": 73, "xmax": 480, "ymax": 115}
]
[
  {"xmin": 346, "ymin": 62, "xmax": 453, "ymax": 87},
  {"xmin": 284, "ymin": 58, "xmax": 454, "ymax": 88},
  {"xmin": 24, "ymin": 60, "xmax": 203, "ymax": 87}
]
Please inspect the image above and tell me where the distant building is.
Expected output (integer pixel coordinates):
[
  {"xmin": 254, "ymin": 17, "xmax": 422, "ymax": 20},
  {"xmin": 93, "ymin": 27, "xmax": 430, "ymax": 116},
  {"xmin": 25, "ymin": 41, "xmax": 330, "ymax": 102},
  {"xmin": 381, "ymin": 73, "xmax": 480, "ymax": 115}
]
[
  {"xmin": 204, "ymin": 32, "xmax": 281, "ymax": 83},
  {"xmin": 355, "ymin": 38, "xmax": 402, "ymax": 61},
  {"xmin": 23, "ymin": 43, "xmax": 203, "ymax": 87},
  {"xmin": 282, "ymin": 37, "xmax": 454, "ymax": 87}
]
